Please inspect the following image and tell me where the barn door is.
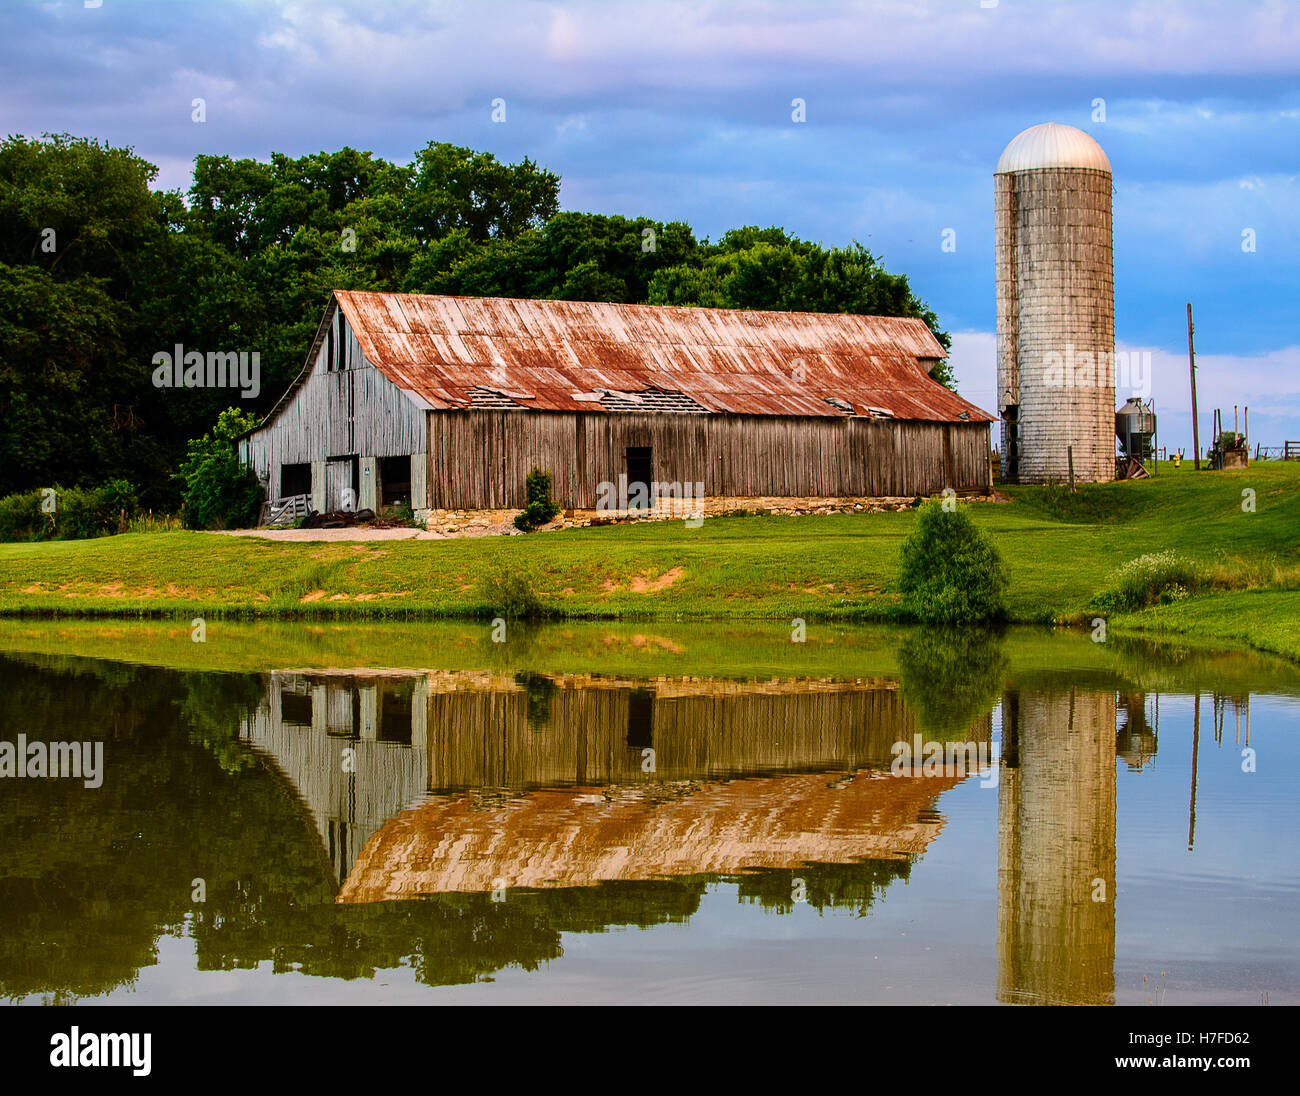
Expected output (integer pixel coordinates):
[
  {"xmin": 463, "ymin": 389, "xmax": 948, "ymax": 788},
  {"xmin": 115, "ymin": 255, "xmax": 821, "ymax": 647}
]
[{"xmin": 325, "ymin": 457, "xmax": 357, "ymax": 513}]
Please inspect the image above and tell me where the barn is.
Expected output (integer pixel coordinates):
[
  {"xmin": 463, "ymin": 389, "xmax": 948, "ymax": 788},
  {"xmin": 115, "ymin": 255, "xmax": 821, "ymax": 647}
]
[{"xmin": 238, "ymin": 290, "xmax": 993, "ymax": 522}]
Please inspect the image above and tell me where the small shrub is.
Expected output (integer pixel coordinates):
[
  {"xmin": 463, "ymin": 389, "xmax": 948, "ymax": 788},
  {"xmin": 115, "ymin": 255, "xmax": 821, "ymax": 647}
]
[
  {"xmin": 479, "ymin": 564, "xmax": 546, "ymax": 619},
  {"xmin": 514, "ymin": 467, "xmax": 561, "ymax": 532},
  {"xmin": 1092, "ymin": 551, "xmax": 1203, "ymax": 612},
  {"xmin": 897, "ymin": 501, "xmax": 1009, "ymax": 624}
]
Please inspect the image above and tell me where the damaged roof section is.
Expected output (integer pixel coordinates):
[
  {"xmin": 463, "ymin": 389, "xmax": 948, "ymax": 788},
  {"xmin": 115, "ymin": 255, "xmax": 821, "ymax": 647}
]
[{"xmin": 331, "ymin": 291, "xmax": 995, "ymax": 423}]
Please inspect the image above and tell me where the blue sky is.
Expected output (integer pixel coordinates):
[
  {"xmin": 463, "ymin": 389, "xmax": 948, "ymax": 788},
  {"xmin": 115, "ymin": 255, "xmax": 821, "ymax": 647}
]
[{"xmin": 4, "ymin": 0, "xmax": 1298, "ymax": 449}]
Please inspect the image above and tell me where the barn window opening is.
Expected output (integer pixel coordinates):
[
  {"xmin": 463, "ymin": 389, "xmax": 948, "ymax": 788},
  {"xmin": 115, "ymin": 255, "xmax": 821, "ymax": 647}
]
[
  {"xmin": 378, "ymin": 679, "xmax": 414, "ymax": 744},
  {"xmin": 280, "ymin": 462, "xmax": 310, "ymax": 499},
  {"xmin": 626, "ymin": 446, "xmax": 653, "ymax": 509},
  {"xmin": 626, "ymin": 688, "xmax": 655, "ymax": 750},
  {"xmin": 379, "ymin": 456, "xmax": 412, "ymax": 507},
  {"xmin": 335, "ymin": 311, "xmax": 347, "ymax": 371},
  {"xmin": 280, "ymin": 689, "xmax": 312, "ymax": 727}
]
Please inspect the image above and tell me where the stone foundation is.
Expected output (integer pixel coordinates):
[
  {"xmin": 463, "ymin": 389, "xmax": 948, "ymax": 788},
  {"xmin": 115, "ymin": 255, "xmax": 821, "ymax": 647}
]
[{"xmin": 422, "ymin": 492, "xmax": 994, "ymax": 534}]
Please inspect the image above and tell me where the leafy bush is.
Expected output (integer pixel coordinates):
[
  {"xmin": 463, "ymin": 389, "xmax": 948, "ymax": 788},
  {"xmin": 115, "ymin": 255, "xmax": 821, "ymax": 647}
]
[
  {"xmin": 1091, "ymin": 551, "xmax": 1203, "ymax": 612},
  {"xmin": 0, "ymin": 479, "xmax": 139, "ymax": 541},
  {"xmin": 479, "ymin": 563, "xmax": 546, "ymax": 619},
  {"xmin": 513, "ymin": 467, "xmax": 561, "ymax": 532},
  {"xmin": 179, "ymin": 408, "xmax": 264, "ymax": 530},
  {"xmin": 0, "ymin": 491, "xmax": 47, "ymax": 541},
  {"xmin": 897, "ymin": 500, "xmax": 1009, "ymax": 624}
]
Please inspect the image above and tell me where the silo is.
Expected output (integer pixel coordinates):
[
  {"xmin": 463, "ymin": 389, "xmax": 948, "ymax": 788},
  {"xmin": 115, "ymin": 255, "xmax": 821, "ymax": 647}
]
[{"xmin": 995, "ymin": 123, "xmax": 1115, "ymax": 483}]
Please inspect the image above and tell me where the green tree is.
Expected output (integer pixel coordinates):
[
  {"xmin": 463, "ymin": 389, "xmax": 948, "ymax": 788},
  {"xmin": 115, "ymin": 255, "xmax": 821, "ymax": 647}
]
[
  {"xmin": 178, "ymin": 408, "xmax": 264, "ymax": 529},
  {"xmin": 0, "ymin": 134, "xmax": 167, "ymax": 496},
  {"xmin": 405, "ymin": 142, "xmax": 559, "ymax": 244}
]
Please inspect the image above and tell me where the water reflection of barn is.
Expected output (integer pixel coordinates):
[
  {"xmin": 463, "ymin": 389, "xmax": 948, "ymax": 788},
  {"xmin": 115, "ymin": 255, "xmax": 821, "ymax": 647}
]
[{"xmin": 241, "ymin": 669, "xmax": 992, "ymax": 887}]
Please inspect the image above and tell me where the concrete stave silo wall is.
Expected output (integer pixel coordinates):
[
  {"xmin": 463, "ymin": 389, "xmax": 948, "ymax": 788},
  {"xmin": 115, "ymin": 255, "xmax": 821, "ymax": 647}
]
[{"xmin": 995, "ymin": 166, "xmax": 1115, "ymax": 484}]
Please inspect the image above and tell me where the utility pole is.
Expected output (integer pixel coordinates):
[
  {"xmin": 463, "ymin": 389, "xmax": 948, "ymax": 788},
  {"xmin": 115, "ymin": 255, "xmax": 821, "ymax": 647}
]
[{"xmin": 1187, "ymin": 303, "xmax": 1200, "ymax": 470}]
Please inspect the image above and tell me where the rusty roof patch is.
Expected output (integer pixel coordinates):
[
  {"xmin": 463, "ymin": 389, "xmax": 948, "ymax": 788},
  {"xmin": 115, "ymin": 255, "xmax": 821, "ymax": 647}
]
[{"xmin": 327, "ymin": 291, "xmax": 994, "ymax": 423}]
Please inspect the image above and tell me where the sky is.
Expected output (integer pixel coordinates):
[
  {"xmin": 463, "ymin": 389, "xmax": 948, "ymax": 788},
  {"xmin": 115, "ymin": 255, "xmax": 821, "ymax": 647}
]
[{"xmin": 3, "ymin": 0, "xmax": 1298, "ymax": 451}]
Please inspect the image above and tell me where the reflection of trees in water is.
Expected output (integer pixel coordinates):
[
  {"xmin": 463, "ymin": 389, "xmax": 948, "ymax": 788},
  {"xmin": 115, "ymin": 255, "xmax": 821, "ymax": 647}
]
[
  {"xmin": 0, "ymin": 655, "xmax": 720, "ymax": 997},
  {"xmin": 0, "ymin": 656, "xmax": 326, "ymax": 1000},
  {"xmin": 177, "ymin": 671, "xmax": 268, "ymax": 773},
  {"xmin": 896, "ymin": 628, "xmax": 1007, "ymax": 739},
  {"xmin": 733, "ymin": 861, "xmax": 913, "ymax": 917}
]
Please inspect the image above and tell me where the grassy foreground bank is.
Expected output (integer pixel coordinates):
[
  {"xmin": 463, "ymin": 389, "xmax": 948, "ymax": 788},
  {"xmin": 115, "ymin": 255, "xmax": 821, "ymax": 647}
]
[{"xmin": 0, "ymin": 464, "xmax": 1296, "ymax": 658}]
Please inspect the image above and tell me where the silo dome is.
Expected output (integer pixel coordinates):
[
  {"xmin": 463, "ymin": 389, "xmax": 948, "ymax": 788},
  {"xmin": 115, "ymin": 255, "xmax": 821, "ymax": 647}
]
[{"xmin": 996, "ymin": 123, "xmax": 1111, "ymax": 174}]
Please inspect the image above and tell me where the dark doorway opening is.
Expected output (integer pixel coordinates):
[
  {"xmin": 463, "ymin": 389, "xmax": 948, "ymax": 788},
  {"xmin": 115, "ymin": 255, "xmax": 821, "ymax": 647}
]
[
  {"xmin": 378, "ymin": 679, "xmax": 414, "ymax": 744},
  {"xmin": 280, "ymin": 462, "xmax": 311, "ymax": 500},
  {"xmin": 1003, "ymin": 407, "xmax": 1020, "ymax": 484},
  {"xmin": 626, "ymin": 446, "xmax": 653, "ymax": 508},
  {"xmin": 626, "ymin": 688, "xmax": 655, "ymax": 749},
  {"xmin": 380, "ymin": 456, "xmax": 412, "ymax": 507}
]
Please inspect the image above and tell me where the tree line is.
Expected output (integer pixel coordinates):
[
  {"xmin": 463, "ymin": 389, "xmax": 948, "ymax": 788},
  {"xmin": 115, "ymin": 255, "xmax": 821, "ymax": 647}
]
[{"xmin": 0, "ymin": 133, "xmax": 952, "ymax": 510}]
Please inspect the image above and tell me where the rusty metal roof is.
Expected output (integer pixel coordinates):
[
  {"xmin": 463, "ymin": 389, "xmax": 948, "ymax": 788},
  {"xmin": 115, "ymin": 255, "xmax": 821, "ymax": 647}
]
[{"xmin": 327, "ymin": 291, "xmax": 993, "ymax": 422}]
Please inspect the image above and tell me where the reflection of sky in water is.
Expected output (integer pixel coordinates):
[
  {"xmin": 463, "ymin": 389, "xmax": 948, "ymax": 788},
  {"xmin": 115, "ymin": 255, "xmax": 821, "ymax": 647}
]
[
  {"xmin": 8, "ymin": 655, "xmax": 1300, "ymax": 1006},
  {"xmin": 1113, "ymin": 694, "xmax": 1300, "ymax": 1004}
]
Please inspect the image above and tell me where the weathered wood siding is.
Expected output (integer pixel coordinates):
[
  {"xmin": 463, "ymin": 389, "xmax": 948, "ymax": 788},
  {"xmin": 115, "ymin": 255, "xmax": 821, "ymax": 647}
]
[
  {"xmin": 239, "ymin": 308, "xmax": 427, "ymax": 499},
  {"xmin": 424, "ymin": 681, "xmax": 939, "ymax": 792},
  {"xmin": 427, "ymin": 411, "xmax": 990, "ymax": 508}
]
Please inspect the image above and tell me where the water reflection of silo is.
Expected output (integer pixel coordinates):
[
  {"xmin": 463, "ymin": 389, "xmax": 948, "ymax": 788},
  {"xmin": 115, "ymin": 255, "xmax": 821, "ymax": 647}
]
[{"xmin": 997, "ymin": 688, "xmax": 1117, "ymax": 1005}]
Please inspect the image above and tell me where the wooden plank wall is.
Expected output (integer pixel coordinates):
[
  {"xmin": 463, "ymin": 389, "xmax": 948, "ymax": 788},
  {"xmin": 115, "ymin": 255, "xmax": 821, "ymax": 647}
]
[
  {"xmin": 424, "ymin": 683, "xmax": 927, "ymax": 792},
  {"xmin": 427, "ymin": 411, "xmax": 990, "ymax": 508},
  {"xmin": 239, "ymin": 316, "xmax": 427, "ymax": 498}
]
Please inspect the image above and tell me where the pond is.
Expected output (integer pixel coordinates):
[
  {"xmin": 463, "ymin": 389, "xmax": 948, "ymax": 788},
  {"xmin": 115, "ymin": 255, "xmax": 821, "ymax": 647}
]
[{"xmin": 1, "ymin": 621, "xmax": 1296, "ymax": 1005}]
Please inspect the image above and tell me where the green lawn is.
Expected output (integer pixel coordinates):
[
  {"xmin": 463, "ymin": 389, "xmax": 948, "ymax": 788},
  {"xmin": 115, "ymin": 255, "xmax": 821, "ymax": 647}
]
[{"xmin": 0, "ymin": 463, "xmax": 1296, "ymax": 657}]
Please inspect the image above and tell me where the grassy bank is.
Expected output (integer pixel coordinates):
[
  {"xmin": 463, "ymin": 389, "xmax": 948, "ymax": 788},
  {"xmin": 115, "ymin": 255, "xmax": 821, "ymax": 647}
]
[{"xmin": 0, "ymin": 463, "xmax": 1295, "ymax": 657}]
